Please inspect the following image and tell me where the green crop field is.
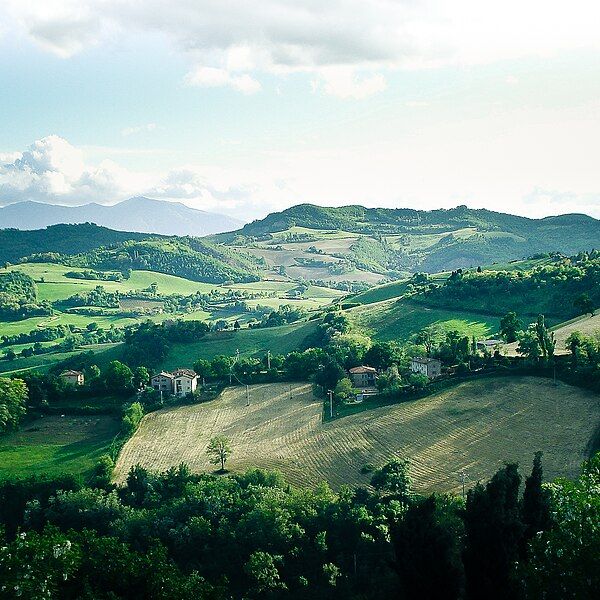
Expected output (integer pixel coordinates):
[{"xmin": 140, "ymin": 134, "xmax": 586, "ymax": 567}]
[
  {"xmin": 350, "ymin": 298, "xmax": 499, "ymax": 342},
  {"xmin": 159, "ymin": 321, "xmax": 317, "ymax": 370},
  {"xmin": 114, "ymin": 377, "xmax": 600, "ymax": 493},
  {"xmin": 0, "ymin": 414, "xmax": 121, "ymax": 479}
]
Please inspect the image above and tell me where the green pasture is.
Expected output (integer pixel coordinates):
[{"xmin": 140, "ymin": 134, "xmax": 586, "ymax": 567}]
[
  {"xmin": 350, "ymin": 299, "xmax": 499, "ymax": 342},
  {"xmin": 159, "ymin": 320, "xmax": 317, "ymax": 369},
  {"xmin": 0, "ymin": 414, "xmax": 121, "ymax": 479}
]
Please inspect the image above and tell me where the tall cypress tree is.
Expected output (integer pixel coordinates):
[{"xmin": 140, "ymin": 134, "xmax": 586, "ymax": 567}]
[
  {"xmin": 521, "ymin": 451, "xmax": 552, "ymax": 556},
  {"xmin": 463, "ymin": 463, "xmax": 524, "ymax": 600}
]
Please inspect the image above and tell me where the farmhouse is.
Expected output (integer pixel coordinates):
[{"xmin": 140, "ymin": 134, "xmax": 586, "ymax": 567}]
[
  {"xmin": 477, "ymin": 339, "xmax": 504, "ymax": 352},
  {"xmin": 172, "ymin": 369, "xmax": 198, "ymax": 396},
  {"xmin": 410, "ymin": 357, "xmax": 442, "ymax": 379},
  {"xmin": 348, "ymin": 365, "xmax": 378, "ymax": 389},
  {"xmin": 151, "ymin": 372, "xmax": 175, "ymax": 395},
  {"xmin": 151, "ymin": 369, "xmax": 198, "ymax": 397},
  {"xmin": 60, "ymin": 369, "xmax": 84, "ymax": 386}
]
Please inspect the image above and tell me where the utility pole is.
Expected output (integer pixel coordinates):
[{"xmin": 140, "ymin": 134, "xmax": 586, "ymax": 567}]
[
  {"xmin": 328, "ymin": 390, "xmax": 333, "ymax": 419},
  {"xmin": 267, "ymin": 350, "xmax": 271, "ymax": 370},
  {"xmin": 246, "ymin": 384, "xmax": 250, "ymax": 406},
  {"xmin": 289, "ymin": 384, "xmax": 292, "ymax": 401}
]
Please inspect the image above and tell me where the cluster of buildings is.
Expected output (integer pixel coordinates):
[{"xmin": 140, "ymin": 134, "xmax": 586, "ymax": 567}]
[{"xmin": 348, "ymin": 357, "xmax": 443, "ymax": 392}]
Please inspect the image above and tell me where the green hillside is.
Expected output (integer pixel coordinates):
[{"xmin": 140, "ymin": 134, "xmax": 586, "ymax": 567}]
[
  {"xmin": 218, "ymin": 204, "xmax": 600, "ymax": 275},
  {"xmin": 0, "ymin": 223, "xmax": 149, "ymax": 264}
]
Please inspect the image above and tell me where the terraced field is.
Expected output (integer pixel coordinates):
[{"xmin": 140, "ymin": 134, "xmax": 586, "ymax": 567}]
[{"xmin": 114, "ymin": 378, "xmax": 599, "ymax": 493}]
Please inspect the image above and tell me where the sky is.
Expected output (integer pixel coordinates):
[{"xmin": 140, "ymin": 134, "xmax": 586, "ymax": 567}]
[{"xmin": 0, "ymin": 0, "xmax": 599, "ymax": 222}]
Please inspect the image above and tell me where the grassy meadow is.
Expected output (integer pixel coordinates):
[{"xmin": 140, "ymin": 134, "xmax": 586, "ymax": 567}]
[{"xmin": 0, "ymin": 414, "xmax": 121, "ymax": 479}]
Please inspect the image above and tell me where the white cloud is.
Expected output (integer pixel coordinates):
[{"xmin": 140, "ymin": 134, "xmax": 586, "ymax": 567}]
[
  {"xmin": 0, "ymin": 135, "xmax": 147, "ymax": 205},
  {"xmin": 121, "ymin": 123, "xmax": 158, "ymax": 137},
  {"xmin": 1, "ymin": 134, "xmax": 599, "ymax": 221},
  {"xmin": 4, "ymin": 1, "xmax": 600, "ymax": 97},
  {"xmin": 315, "ymin": 67, "xmax": 386, "ymax": 99},
  {"xmin": 184, "ymin": 67, "xmax": 261, "ymax": 94}
]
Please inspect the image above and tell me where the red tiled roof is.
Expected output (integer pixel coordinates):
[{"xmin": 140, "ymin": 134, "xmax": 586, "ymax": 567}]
[{"xmin": 348, "ymin": 366, "xmax": 377, "ymax": 374}]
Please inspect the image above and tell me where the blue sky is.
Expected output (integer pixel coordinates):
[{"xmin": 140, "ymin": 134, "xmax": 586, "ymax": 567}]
[{"xmin": 1, "ymin": 1, "xmax": 599, "ymax": 221}]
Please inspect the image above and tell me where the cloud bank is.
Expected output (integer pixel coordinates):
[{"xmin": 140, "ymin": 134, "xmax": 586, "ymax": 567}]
[{"xmin": 3, "ymin": 1, "xmax": 599, "ymax": 97}]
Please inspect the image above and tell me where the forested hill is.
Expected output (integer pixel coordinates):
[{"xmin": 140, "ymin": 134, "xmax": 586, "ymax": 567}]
[
  {"xmin": 228, "ymin": 204, "xmax": 599, "ymax": 244},
  {"xmin": 216, "ymin": 204, "xmax": 600, "ymax": 273},
  {"xmin": 0, "ymin": 223, "xmax": 150, "ymax": 264},
  {"xmin": 0, "ymin": 224, "xmax": 262, "ymax": 284}
]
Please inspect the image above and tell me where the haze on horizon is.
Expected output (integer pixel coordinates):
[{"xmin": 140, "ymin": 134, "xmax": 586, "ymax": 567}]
[{"xmin": 1, "ymin": 1, "xmax": 599, "ymax": 222}]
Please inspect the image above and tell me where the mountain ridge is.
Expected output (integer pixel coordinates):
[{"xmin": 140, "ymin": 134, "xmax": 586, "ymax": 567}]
[{"xmin": 0, "ymin": 196, "xmax": 243, "ymax": 236}]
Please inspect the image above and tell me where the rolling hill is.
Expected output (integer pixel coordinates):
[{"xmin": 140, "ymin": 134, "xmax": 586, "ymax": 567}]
[
  {"xmin": 217, "ymin": 204, "xmax": 600, "ymax": 275},
  {"xmin": 114, "ymin": 378, "xmax": 600, "ymax": 493},
  {"xmin": 0, "ymin": 196, "xmax": 243, "ymax": 236}
]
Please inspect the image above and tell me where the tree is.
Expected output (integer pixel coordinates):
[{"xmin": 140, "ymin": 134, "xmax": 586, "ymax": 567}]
[
  {"xmin": 535, "ymin": 314, "xmax": 556, "ymax": 361},
  {"xmin": 206, "ymin": 435, "xmax": 232, "ymax": 472},
  {"xmin": 391, "ymin": 495, "xmax": 464, "ymax": 600},
  {"xmin": 244, "ymin": 551, "xmax": 287, "ymax": 595},
  {"xmin": 463, "ymin": 463, "xmax": 524, "ymax": 600},
  {"xmin": 193, "ymin": 359, "xmax": 214, "ymax": 381},
  {"xmin": 371, "ymin": 459, "xmax": 412, "ymax": 501},
  {"xmin": 414, "ymin": 324, "xmax": 443, "ymax": 355},
  {"xmin": 334, "ymin": 377, "xmax": 355, "ymax": 402},
  {"xmin": 233, "ymin": 320, "xmax": 241, "ymax": 331},
  {"xmin": 364, "ymin": 341, "xmax": 402, "ymax": 371},
  {"xmin": 521, "ymin": 452, "xmax": 551, "ymax": 555},
  {"xmin": 500, "ymin": 311, "xmax": 523, "ymax": 343},
  {"xmin": 104, "ymin": 360, "xmax": 134, "ymax": 392},
  {"xmin": 86, "ymin": 322, "xmax": 99, "ymax": 332},
  {"xmin": 525, "ymin": 453, "xmax": 600, "ymax": 599},
  {"xmin": 133, "ymin": 366, "xmax": 150, "ymax": 390},
  {"xmin": 574, "ymin": 293, "xmax": 595, "ymax": 317},
  {"xmin": 314, "ymin": 356, "xmax": 345, "ymax": 390},
  {"xmin": 0, "ymin": 377, "xmax": 28, "ymax": 432}
]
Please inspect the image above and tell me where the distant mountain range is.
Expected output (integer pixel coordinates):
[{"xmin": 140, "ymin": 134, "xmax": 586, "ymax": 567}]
[{"xmin": 0, "ymin": 197, "xmax": 243, "ymax": 236}]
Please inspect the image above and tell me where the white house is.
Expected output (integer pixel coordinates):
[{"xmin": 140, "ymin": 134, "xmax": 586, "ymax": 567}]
[
  {"xmin": 150, "ymin": 371, "xmax": 175, "ymax": 395},
  {"xmin": 151, "ymin": 369, "xmax": 198, "ymax": 396},
  {"xmin": 172, "ymin": 369, "xmax": 198, "ymax": 396},
  {"xmin": 60, "ymin": 370, "xmax": 84, "ymax": 386},
  {"xmin": 410, "ymin": 357, "xmax": 442, "ymax": 379}
]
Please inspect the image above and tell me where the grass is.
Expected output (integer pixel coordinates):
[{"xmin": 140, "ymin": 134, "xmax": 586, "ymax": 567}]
[
  {"xmin": 0, "ymin": 414, "xmax": 121, "ymax": 479},
  {"xmin": 350, "ymin": 298, "xmax": 499, "ymax": 342},
  {"xmin": 1, "ymin": 263, "xmax": 217, "ymax": 300},
  {"xmin": 0, "ymin": 343, "xmax": 123, "ymax": 375},
  {"xmin": 114, "ymin": 377, "xmax": 600, "ymax": 493},
  {"xmin": 160, "ymin": 321, "xmax": 317, "ymax": 369}
]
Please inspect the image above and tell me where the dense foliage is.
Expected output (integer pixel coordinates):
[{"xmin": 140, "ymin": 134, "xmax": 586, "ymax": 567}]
[
  {"xmin": 414, "ymin": 253, "xmax": 600, "ymax": 318},
  {"xmin": 0, "ymin": 453, "xmax": 597, "ymax": 599},
  {"xmin": 0, "ymin": 271, "xmax": 51, "ymax": 319}
]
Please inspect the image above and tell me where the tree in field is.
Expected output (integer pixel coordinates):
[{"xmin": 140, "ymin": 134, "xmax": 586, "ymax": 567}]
[
  {"xmin": 193, "ymin": 358, "xmax": 214, "ymax": 381},
  {"xmin": 0, "ymin": 377, "xmax": 28, "ymax": 432},
  {"xmin": 206, "ymin": 435, "xmax": 232, "ymax": 472},
  {"xmin": 535, "ymin": 314, "xmax": 556, "ymax": 360},
  {"xmin": 517, "ymin": 327, "xmax": 542, "ymax": 361},
  {"xmin": 333, "ymin": 377, "xmax": 355, "ymax": 402},
  {"xmin": 500, "ymin": 311, "xmax": 523, "ymax": 343},
  {"xmin": 314, "ymin": 356, "xmax": 345, "ymax": 390},
  {"xmin": 414, "ymin": 324, "xmax": 443, "ymax": 356},
  {"xmin": 573, "ymin": 293, "xmax": 595, "ymax": 317}
]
